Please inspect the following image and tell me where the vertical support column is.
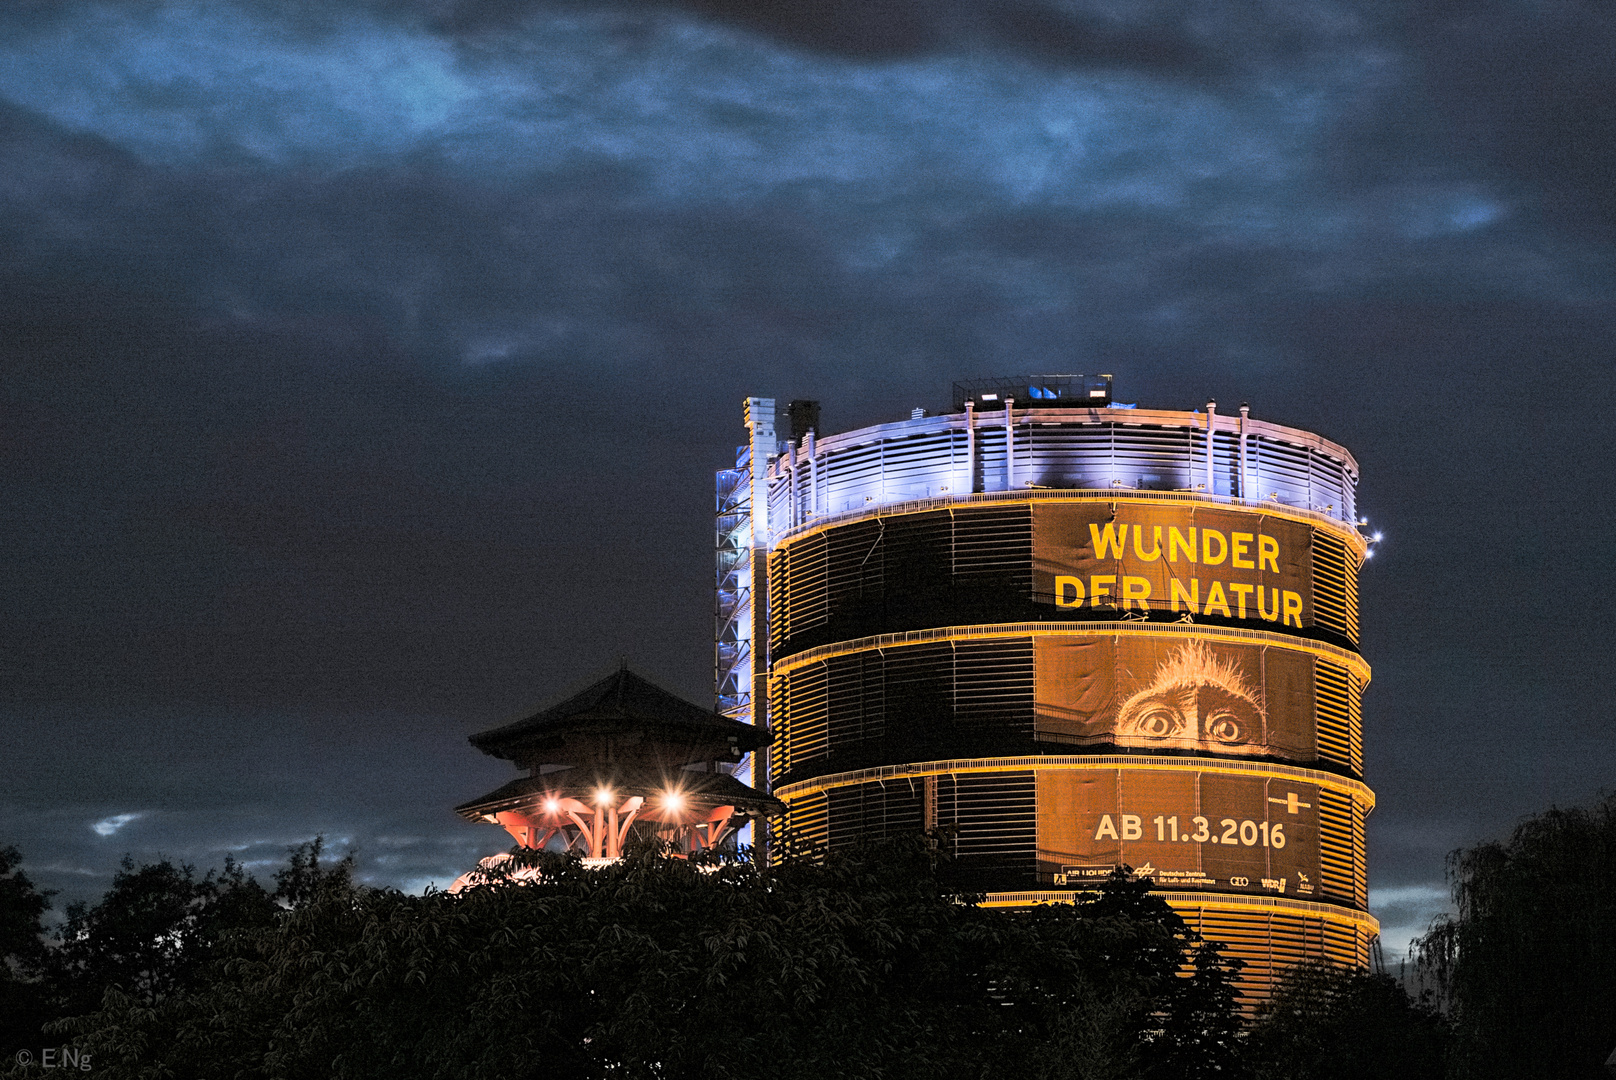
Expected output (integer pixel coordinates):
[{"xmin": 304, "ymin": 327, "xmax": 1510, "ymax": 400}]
[
  {"xmin": 1238, "ymin": 402, "xmax": 1250, "ymax": 500},
  {"xmin": 1340, "ymin": 458, "xmax": 1351, "ymax": 523},
  {"xmin": 742, "ymin": 399, "xmax": 776, "ymax": 820},
  {"xmin": 1252, "ymin": 427, "xmax": 1263, "ymax": 502},
  {"xmin": 1005, "ymin": 398, "xmax": 1016, "ymax": 491},
  {"xmin": 1205, "ymin": 399, "xmax": 1217, "ymax": 495},
  {"xmin": 965, "ymin": 400, "xmax": 977, "ymax": 494},
  {"xmin": 805, "ymin": 429, "xmax": 817, "ymax": 517},
  {"xmin": 784, "ymin": 439, "xmax": 797, "ymax": 530},
  {"xmin": 822, "ymin": 442, "xmax": 830, "ymax": 516},
  {"xmin": 744, "ymin": 397, "xmax": 775, "ymax": 567}
]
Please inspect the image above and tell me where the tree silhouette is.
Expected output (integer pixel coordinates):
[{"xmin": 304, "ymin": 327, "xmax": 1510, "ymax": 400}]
[
  {"xmin": 1415, "ymin": 791, "xmax": 1616, "ymax": 1079},
  {"xmin": 25, "ymin": 841, "xmax": 1231, "ymax": 1080},
  {"xmin": 0, "ymin": 847, "xmax": 53, "ymax": 1061},
  {"xmin": 1245, "ymin": 961, "xmax": 1445, "ymax": 1080}
]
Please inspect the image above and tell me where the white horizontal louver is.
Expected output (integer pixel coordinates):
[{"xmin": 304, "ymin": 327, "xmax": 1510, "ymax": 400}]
[
  {"xmin": 771, "ymin": 416, "xmax": 1358, "ymax": 533},
  {"xmin": 936, "ymin": 772, "xmax": 1038, "ymax": 869}
]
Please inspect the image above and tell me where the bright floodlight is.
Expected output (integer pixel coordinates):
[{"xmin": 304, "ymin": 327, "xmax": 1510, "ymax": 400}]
[
  {"xmin": 1372, "ymin": 531, "xmax": 1383, "ymax": 542},
  {"xmin": 662, "ymin": 791, "xmax": 684, "ymax": 812},
  {"xmin": 544, "ymin": 798, "xmax": 560, "ymax": 814},
  {"xmin": 594, "ymin": 788, "xmax": 613, "ymax": 806}
]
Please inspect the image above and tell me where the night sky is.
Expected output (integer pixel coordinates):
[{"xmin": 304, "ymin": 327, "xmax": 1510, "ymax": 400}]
[{"xmin": 2, "ymin": 0, "xmax": 1612, "ymax": 960}]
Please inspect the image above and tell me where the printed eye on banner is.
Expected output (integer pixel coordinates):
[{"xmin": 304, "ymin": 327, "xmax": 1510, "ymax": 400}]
[{"xmin": 1034, "ymin": 637, "xmax": 1316, "ymax": 761}]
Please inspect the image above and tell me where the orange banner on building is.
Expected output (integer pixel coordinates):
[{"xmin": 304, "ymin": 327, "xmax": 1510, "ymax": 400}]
[
  {"xmin": 1032, "ymin": 504, "xmax": 1314, "ymax": 628},
  {"xmin": 1037, "ymin": 769, "xmax": 1322, "ymax": 899},
  {"xmin": 1035, "ymin": 636, "xmax": 1316, "ymax": 760}
]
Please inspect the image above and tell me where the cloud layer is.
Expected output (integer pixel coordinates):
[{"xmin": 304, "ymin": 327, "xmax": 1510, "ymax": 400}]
[{"xmin": 0, "ymin": 0, "xmax": 1612, "ymax": 913}]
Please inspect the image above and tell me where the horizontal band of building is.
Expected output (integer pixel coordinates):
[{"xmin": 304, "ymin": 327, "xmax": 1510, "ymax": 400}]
[
  {"xmin": 984, "ymin": 891, "xmax": 1380, "ymax": 1009},
  {"xmin": 982, "ymin": 889, "xmax": 1381, "ymax": 931},
  {"xmin": 772, "ymin": 621, "xmax": 1371, "ymax": 685},
  {"xmin": 773, "ymin": 762, "xmax": 1368, "ymax": 909},
  {"xmin": 773, "ymin": 754, "xmax": 1375, "ymax": 811},
  {"xmin": 766, "ymin": 407, "xmax": 1362, "ymax": 538},
  {"xmin": 775, "ymin": 755, "xmax": 1372, "ymax": 914},
  {"xmin": 777, "ymin": 488, "xmax": 1368, "ymax": 552},
  {"xmin": 769, "ymin": 629, "xmax": 1367, "ymax": 786},
  {"xmin": 767, "ymin": 499, "xmax": 1365, "ymax": 655}
]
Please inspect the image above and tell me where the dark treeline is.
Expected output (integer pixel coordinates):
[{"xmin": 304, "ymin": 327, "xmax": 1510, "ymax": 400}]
[{"xmin": 0, "ymin": 794, "xmax": 1609, "ymax": 1079}]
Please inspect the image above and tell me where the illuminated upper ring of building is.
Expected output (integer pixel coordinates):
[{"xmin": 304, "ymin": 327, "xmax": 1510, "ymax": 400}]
[
  {"xmin": 763, "ymin": 390, "xmax": 1360, "ymax": 537},
  {"xmin": 776, "ymin": 487, "xmax": 1365, "ymax": 551}
]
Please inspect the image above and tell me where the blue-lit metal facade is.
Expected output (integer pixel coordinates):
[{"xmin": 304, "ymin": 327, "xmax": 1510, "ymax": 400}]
[
  {"xmin": 713, "ymin": 398, "xmax": 780, "ymax": 796},
  {"xmin": 765, "ymin": 404, "xmax": 1358, "ymax": 531}
]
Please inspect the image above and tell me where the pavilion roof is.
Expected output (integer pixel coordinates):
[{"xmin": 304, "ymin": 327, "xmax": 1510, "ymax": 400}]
[
  {"xmin": 468, "ymin": 666, "xmax": 770, "ymax": 760},
  {"xmin": 454, "ymin": 770, "xmax": 783, "ymax": 821}
]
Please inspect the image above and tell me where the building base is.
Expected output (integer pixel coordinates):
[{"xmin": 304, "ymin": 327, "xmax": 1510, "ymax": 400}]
[{"xmin": 981, "ymin": 890, "xmax": 1379, "ymax": 1008}]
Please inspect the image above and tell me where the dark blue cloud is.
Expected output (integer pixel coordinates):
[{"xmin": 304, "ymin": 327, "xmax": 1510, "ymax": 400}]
[{"xmin": 0, "ymin": 0, "xmax": 1611, "ymax": 930}]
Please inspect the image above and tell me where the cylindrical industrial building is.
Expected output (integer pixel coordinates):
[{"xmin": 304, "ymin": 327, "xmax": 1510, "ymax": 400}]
[{"xmin": 725, "ymin": 375, "xmax": 1375, "ymax": 1003}]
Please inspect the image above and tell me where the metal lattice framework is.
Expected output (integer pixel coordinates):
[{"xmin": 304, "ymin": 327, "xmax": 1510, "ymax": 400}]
[{"xmin": 715, "ymin": 456, "xmax": 751, "ymax": 721}]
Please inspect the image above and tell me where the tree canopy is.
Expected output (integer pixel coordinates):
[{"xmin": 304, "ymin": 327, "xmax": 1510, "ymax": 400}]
[
  {"xmin": 0, "ymin": 827, "xmax": 1522, "ymax": 1079},
  {"xmin": 0, "ymin": 847, "xmax": 53, "ymax": 1064},
  {"xmin": 6, "ymin": 839, "xmax": 1253, "ymax": 1080},
  {"xmin": 1245, "ymin": 961, "xmax": 1446, "ymax": 1080},
  {"xmin": 1414, "ymin": 790, "xmax": 1616, "ymax": 1080}
]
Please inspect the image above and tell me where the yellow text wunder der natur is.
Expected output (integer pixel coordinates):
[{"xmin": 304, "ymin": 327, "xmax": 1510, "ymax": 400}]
[{"xmin": 1053, "ymin": 523, "xmax": 1304, "ymax": 626}]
